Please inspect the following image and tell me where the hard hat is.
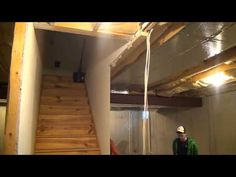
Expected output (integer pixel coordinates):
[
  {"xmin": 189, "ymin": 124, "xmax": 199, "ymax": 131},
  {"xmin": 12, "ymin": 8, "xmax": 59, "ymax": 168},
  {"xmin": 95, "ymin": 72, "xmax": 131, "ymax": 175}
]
[{"xmin": 176, "ymin": 126, "xmax": 185, "ymax": 133}]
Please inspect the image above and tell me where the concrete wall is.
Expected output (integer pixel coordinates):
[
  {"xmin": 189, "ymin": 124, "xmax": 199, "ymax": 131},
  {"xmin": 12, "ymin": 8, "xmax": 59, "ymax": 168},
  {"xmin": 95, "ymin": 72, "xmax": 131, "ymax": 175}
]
[
  {"xmin": 208, "ymin": 91, "xmax": 236, "ymax": 154},
  {"xmin": 110, "ymin": 110, "xmax": 143, "ymax": 154},
  {"xmin": 85, "ymin": 38, "xmax": 128, "ymax": 154},
  {"xmin": 110, "ymin": 111, "xmax": 130, "ymax": 154},
  {"xmin": 111, "ymin": 90, "xmax": 236, "ymax": 155},
  {"xmin": 18, "ymin": 23, "xmax": 43, "ymax": 154},
  {"xmin": 150, "ymin": 109, "xmax": 178, "ymax": 154},
  {"xmin": 150, "ymin": 99, "xmax": 210, "ymax": 155},
  {"xmin": 0, "ymin": 106, "xmax": 6, "ymax": 153},
  {"xmin": 150, "ymin": 90, "xmax": 236, "ymax": 155},
  {"xmin": 110, "ymin": 109, "xmax": 182, "ymax": 155}
]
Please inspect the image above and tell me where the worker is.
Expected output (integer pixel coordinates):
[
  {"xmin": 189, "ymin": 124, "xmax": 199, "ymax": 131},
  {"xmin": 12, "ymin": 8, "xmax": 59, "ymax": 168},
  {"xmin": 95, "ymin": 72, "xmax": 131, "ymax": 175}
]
[
  {"xmin": 172, "ymin": 126, "xmax": 198, "ymax": 155},
  {"xmin": 110, "ymin": 139, "xmax": 120, "ymax": 155}
]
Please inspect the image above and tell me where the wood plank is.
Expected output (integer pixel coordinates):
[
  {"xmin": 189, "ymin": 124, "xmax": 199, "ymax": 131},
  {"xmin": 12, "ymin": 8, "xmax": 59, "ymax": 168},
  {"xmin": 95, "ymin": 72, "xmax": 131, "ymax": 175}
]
[
  {"xmin": 37, "ymin": 121, "xmax": 94, "ymax": 127},
  {"xmin": 34, "ymin": 22, "xmax": 131, "ymax": 40},
  {"xmin": 35, "ymin": 74, "xmax": 100, "ymax": 154},
  {"xmin": 111, "ymin": 22, "xmax": 186, "ymax": 79},
  {"xmin": 41, "ymin": 96, "xmax": 88, "ymax": 106},
  {"xmin": 93, "ymin": 23, "xmax": 101, "ymax": 32},
  {"xmin": 149, "ymin": 46, "xmax": 236, "ymax": 95},
  {"xmin": 38, "ymin": 117, "xmax": 93, "ymax": 123},
  {"xmin": 42, "ymin": 88, "xmax": 87, "ymax": 97},
  {"xmin": 35, "ymin": 149, "xmax": 100, "ymax": 155},
  {"xmin": 39, "ymin": 114, "xmax": 92, "ymax": 121},
  {"xmin": 37, "ymin": 123, "xmax": 95, "ymax": 129},
  {"xmin": 36, "ymin": 134, "xmax": 98, "ymax": 139},
  {"xmin": 37, "ymin": 123, "xmax": 94, "ymax": 129},
  {"xmin": 43, "ymin": 75, "xmax": 73, "ymax": 82},
  {"xmin": 110, "ymin": 93, "xmax": 202, "ymax": 107},
  {"xmin": 40, "ymin": 104, "xmax": 90, "ymax": 109},
  {"xmin": 35, "ymin": 137, "xmax": 98, "ymax": 150},
  {"xmin": 4, "ymin": 23, "xmax": 26, "ymax": 154},
  {"xmin": 149, "ymin": 45, "xmax": 236, "ymax": 91},
  {"xmin": 36, "ymin": 126, "xmax": 96, "ymax": 137},
  {"xmin": 42, "ymin": 82, "xmax": 85, "ymax": 90},
  {"xmin": 40, "ymin": 105, "xmax": 90, "ymax": 115},
  {"xmin": 156, "ymin": 63, "xmax": 236, "ymax": 96}
]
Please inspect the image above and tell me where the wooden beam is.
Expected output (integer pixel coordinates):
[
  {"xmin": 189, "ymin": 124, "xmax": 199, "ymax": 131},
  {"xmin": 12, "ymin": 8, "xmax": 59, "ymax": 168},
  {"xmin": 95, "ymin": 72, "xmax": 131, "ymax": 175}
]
[
  {"xmin": 34, "ymin": 22, "xmax": 131, "ymax": 40},
  {"xmin": 111, "ymin": 83, "xmax": 144, "ymax": 92},
  {"xmin": 149, "ymin": 45, "xmax": 236, "ymax": 92},
  {"xmin": 156, "ymin": 63, "xmax": 236, "ymax": 96},
  {"xmin": 93, "ymin": 23, "xmax": 101, "ymax": 32},
  {"xmin": 190, "ymin": 62, "xmax": 236, "ymax": 82},
  {"xmin": 110, "ymin": 94, "xmax": 202, "ymax": 107},
  {"xmin": 111, "ymin": 22, "xmax": 187, "ymax": 80},
  {"xmin": 4, "ymin": 23, "xmax": 26, "ymax": 154}
]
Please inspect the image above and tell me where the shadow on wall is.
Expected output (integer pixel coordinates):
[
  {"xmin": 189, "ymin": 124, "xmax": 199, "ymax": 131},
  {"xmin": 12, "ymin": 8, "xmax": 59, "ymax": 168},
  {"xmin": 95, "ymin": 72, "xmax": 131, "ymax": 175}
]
[{"xmin": 117, "ymin": 140, "xmax": 129, "ymax": 154}]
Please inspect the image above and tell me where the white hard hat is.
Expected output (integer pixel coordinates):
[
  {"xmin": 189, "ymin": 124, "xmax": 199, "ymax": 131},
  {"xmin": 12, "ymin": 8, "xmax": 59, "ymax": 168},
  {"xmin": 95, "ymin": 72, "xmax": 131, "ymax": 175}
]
[{"xmin": 176, "ymin": 126, "xmax": 185, "ymax": 133}]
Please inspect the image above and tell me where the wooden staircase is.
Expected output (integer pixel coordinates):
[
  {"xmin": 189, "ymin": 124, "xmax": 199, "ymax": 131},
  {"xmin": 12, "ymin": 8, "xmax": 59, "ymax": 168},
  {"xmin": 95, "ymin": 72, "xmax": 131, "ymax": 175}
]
[{"xmin": 35, "ymin": 75, "xmax": 100, "ymax": 155}]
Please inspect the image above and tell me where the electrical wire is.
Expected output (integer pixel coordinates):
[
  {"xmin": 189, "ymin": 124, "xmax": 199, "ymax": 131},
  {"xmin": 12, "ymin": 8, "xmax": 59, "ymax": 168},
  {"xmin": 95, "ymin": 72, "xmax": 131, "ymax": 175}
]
[{"xmin": 142, "ymin": 29, "xmax": 153, "ymax": 155}]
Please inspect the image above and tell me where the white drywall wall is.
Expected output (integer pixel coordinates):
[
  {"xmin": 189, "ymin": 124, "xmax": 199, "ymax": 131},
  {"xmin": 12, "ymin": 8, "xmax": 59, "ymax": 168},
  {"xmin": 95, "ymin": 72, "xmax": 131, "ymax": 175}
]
[
  {"xmin": 18, "ymin": 23, "xmax": 43, "ymax": 154},
  {"xmin": 85, "ymin": 37, "xmax": 128, "ymax": 154}
]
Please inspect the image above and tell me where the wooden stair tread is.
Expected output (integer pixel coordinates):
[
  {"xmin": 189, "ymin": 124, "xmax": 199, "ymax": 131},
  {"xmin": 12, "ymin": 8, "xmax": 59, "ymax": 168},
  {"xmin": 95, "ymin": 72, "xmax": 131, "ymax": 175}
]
[
  {"xmin": 43, "ymin": 75, "xmax": 74, "ymax": 82},
  {"xmin": 36, "ymin": 134, "xmax": 98, "ymax": 138},
  {"xmin": 40, "ymin": 111, "xmax": 90, "ymax": 115},
  {"xmin": 42, "ymin": 88, "xmax": 87, "ymax": 97},
  {"xmin": 35, "ymin": 137, "xmax": 99, "ymax": 150},
  {"xmin": 36, "ymin": 128, "xmax": 96, "ymax": 137},
  {"xmin": 40, "ymin": 105, "xmax": 90, "ymax": 109},
  {"xmin": 35, "ymin": 147, "xmax": 100, "ymax": 152},
  {"xmin": 43, "ymin": 82, "xmax": 85, "ymax": 90},
  {"xmin": 40, "ymin": 105, "xmax": 90, "ymax": 115},
  {"xmin": 35, "ymin": 75, "xmax": 100, "ymax": 155},
  {"xmin": 41, "ymin": 96, "xmax": 88, "ymax": 101},
  {"xmin": 37, "ymin": 123, "xmax": 95, "ymax": 129},
  {"xmin": 35, "ymin": 149, "xmax": 100, "ymax": 155},
  {"xmin": 41, "ymin": 96, "xmax": 88, "ymax": 106},
  {"xmin": 38, "ymin": 115, "xmax": 92, "ymax": 122},
  {"xmin": 38, "ymin": 118, "xmax": 93, "ymax": 124}
]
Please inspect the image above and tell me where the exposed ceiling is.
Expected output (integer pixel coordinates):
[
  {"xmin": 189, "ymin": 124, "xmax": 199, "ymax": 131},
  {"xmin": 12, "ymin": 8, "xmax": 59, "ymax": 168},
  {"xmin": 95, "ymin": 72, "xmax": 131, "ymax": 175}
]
[
  {"xmin": 0, "ymin": 22, "xmax": 15, "ymax": 83},
  {"xmin": 39, "ymin": 29, "xmax": 126, "ymax": 75},
  {"xmin": 34, "ymin": 22, "xmax": 142, "ymax": 75},
  {"xmin": 111, "ymin": 22, "xmax": 236, "ymax": 97},
  {"xmin": 34, "ymin": 22, "xmax": 141, "ymax": 40}
]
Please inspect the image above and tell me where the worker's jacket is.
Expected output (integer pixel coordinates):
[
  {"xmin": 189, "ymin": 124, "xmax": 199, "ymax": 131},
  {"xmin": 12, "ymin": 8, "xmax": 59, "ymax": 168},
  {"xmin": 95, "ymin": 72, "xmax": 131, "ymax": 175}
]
[{"xmin": 172, "ymin": 138, "xmax": 198, "ymax": 155}]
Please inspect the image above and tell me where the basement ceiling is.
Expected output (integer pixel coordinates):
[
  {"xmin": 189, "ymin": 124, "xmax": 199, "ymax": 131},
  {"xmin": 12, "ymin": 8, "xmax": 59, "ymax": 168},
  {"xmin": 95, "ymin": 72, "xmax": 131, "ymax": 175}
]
[
  {"xmin": 34, "ymin": 22, "xmax": 141, "ymax": 40},
  {"xmin": 111, "ymin": 22, "xmax": 236, "ymax": 96}
]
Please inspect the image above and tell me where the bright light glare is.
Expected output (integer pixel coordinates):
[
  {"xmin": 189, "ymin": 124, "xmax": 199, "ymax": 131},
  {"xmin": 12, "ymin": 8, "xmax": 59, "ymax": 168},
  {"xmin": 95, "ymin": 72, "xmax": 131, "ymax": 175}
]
[
  {"xmin": 142, "ymin": 111, "xmax": 149, "ymax": 120},
  {"xmin": 111, "ymin": 90, "xmax": 129, "ymax": 94},
  {"xmin": 201, "ymin": 72, "xmax": 233, "ymax": 87}
]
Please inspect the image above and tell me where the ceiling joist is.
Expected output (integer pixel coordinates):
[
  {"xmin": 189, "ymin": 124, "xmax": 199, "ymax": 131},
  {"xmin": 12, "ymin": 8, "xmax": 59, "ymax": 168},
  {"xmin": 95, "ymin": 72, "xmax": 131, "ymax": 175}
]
[
  {"xmin": 111, "ymin": 22, "xmax": 187, "ymax": 80},
  {"xmin": 34, "ymin": 22, "xmax": 132, "ymax": 40},
  {"xmin": 150, "ymin": 46, "xmax": 236, "ymax": 96},
  {"xmin": 110, "ymin": 93, "xmax": 202, "ymax": 108}
]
